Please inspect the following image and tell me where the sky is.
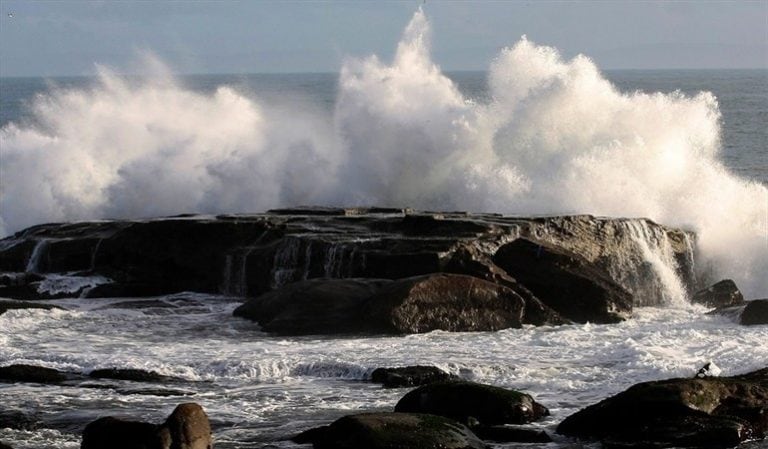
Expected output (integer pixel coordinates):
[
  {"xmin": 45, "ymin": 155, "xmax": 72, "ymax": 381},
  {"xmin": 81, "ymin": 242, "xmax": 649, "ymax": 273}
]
[{"xmin": 0, "ymin": 0, "xmax": 766, "ymax": 77}]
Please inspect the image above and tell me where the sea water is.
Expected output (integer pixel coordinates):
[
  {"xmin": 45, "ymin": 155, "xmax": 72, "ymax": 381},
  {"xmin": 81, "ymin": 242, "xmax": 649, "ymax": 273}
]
[{"xmin": 1, "ymin": 9, "xmax": 767, "ymax": 448}]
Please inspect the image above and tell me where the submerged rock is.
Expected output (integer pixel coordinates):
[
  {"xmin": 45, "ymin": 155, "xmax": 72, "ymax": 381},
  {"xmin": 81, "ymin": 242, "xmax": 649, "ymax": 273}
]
[
  {"xmin": 0, "ymin": 443, "xmax": 13, "ymax": 449},
  {"xmin": 0, "ymin": 364, "xmax": 67, "ymax": 384},
  {"xmin": 692, "ymin": 279, "xmax": 744, "ymax": 308},
  {"xmin": 371, "ymin": 366, "xmax": 455, "ymax": 388},
  {"xmin": 293, "ymin": 412, "xmax": 486, "ymax": 449},
  {"xmin": 0, "ymin": 300, "xmax": 61, "ymax": 315},
  {"xmin": 493, "ymin": 238, "xmax": 633, "ymax": 323},
  {"xmin": 0, "ymin": 409, "xmax": 39, "ymax": 431},
  {"xmin": 88, "ymin": 368, "xmax": 170, "ymax": 383},
  {"xmin": 394, "ymin": 381, "xmax": 549, "ymax": 426},
  {"xmin": 557, "ymin": 367, "xmax": 768, "ymax": 448}
]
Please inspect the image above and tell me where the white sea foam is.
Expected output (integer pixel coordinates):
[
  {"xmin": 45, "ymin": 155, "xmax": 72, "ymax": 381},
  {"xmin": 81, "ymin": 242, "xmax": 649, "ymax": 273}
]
[{"xmin": 0, "ymin": 10, "xmax": 765, "ymax": 297}]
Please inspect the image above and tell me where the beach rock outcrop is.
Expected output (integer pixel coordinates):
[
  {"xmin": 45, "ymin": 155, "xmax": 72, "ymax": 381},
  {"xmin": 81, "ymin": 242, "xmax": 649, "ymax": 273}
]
[
  {"xmin": 371, "ymin": 366, "xmax": 455, "ymax": 388},
  {"xmin": 557, "ymin": 367, "xmax": 768, "ymax": 448},
  {"xmin": 394, "ymin": 381, "xmax": 549, "ymax": 426},
  {"xmin": 692, "ymin": 279, "xmax": 744, "ymax": 308},
  {"xmin": 293, "ymin": 412, "xmax": 486, "ymax": 449},
  {"xmin": 493, "ymin": 238, "xmax": 633, "ymax": 323},
  {"xmin": 0, "ymin": 211, "xmax": 696, "ymax": 313},
  {"xmin": 81, "ymin": 402, "xmax": 212, "ymax": 449},
  {"xmin": 0, "ymin": 409, "xmax": 39, "ymax": 431}
]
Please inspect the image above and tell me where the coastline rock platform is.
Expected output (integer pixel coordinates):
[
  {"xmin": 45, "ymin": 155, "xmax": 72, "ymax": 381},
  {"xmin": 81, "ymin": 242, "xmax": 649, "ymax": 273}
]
[{"xmin": 0, "ymin": 209, "xmax": 698, "ymax": 331}]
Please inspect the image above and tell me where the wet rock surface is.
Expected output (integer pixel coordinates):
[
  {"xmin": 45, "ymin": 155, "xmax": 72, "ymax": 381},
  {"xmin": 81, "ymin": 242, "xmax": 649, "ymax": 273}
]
[
  {"xmin": 88, "ymin": 368, "xmax": 171, "ymax": 383},
  {"xmin": 394, "ymin": 380, "xmax": 549, "ymax": 426},
  {"xmin": 81, "ymin": 402, "xmax": 212, "ymax": 449},
  {"xmin": 0, "ymin": 300, "xmax": 61, "ymax": 315},
  {"xmin": 557, "ymin": 367, "xmax": 768, "ymax": 448},
  {"xmin": 0, "ymin": 364, "xmax": 67, "ymax": 384},
  {"xmin": 293, "ymin": 412, "xmax": 487, "ymax": 449},
  {"xmin": 692, "ymin": 279, "xmax": 744, "ymax": 308},
  {"xmin": 492, "ymin": 238, "xmax": 633, "ymax": 323},
  {"xmin": 740, "ymin": 299, "xmax": 768, "ymax": 325},
  {"xmin": 0, "ymin": 210, "xmax": 695, "ymax": 311},
  {"xmin": 371, "ymin": 365, "xmax": 456, "ymax": 388}
]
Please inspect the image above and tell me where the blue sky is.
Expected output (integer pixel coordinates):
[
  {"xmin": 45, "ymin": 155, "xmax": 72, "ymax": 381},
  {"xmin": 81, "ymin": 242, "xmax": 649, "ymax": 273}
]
[{"xmin": 0, "ymin": 1, "xmax": 766, "ymax": 77}]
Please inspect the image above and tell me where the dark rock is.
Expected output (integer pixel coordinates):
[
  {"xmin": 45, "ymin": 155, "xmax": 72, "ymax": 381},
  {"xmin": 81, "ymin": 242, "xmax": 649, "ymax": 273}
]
[
  {"xmin": 233, "ymin": 278, "xmax": 390, "ymax": 335},
  {"xmin": 472, "ymin": 425, "xmax": 552, "ymax": 443},
  {"xmin": 493, "ymin": 238, "xmax": 633, "ymax": 323},
  {"xmin": 1, "ymin": 212, "xmax": 696, "ymax": 310},
  {"xmin": 741, "ymin": 299, "xmax": 768, "ymax": 325},
  {"xmin": 692, "ymin": 279, "xmax": 744, "ymax": 308},
  {"xmin": 81, "ymin": 403, "xmax": 212, "ymax": 449},
  {"xmin": 0, "ymin": 442, "xmax": 13, "ymax": 449},
  {"xmin": 0, "ymin": 409, "xmax": 39, "ymax": 430},
  {"xmin": 371, "ymin": 366, "xmax": 455, "ymax": 388},
  {"xmin": 89, "ymin": 368, "xmax": 170, "ymax": 383},
  {"xmin": 557, "ymin": 367, "xmax": 768, "ymax": 448},
  {"xmin": 292, "ymin": 412, "xmax": 486, "ymax": 449},
  {"xmin": 81, "ymin": 416, "xmax": 161, "ymax": 449},
  {"xmin": 157, "ymin": 403, "xmax": 212, "ymax": 449},
  {"xmin": 0, "ymin": 300, "xmax": 61, "ymax": 315},
  {"xmin": 395, "ymin": 381, "xmax": 549, "ymax": 426},
  {"xmin": 444, "ymin": 245, "xmax": 569, "ymax": 326},
  {"xmin": 0, "ymin": 364, "xmax": 66, "ymax": 384},
  {"xmin": 362, "ymin": 274, "xmax": 525, "ymax": 334}
]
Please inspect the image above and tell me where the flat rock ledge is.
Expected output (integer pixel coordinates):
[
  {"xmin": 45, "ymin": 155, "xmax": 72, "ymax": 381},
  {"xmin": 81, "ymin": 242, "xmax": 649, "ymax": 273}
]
[
  {"xmin": 1, "ymin": 211, "xmax": 697, "ymax": 328},
  {"xmin": 557, "ymin": 367, "xmax": 768, "ymax": 448}
]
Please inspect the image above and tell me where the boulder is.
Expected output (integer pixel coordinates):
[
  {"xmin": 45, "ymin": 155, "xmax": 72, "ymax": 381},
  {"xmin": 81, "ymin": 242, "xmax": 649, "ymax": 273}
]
[
  {"xmin": 292, "ymin": 412, "xmax": 486, "ymax": 449},
  {"xmin": 556, "ymin": 367, "xmax": 768, "ymax": 448},
  {"xmin": 394, "ymin": 381, "xmax": 549, "ymax": 426},
  {"xmin": 492, "ymin": 238, "xmax": 633, "ymax": 323},
  {"xmin": 692, "ymin": 279, "xmax": 744, "ymax": 308},
  {"xmin": 81, "ymin": 417, "xmax": 162, "ymax": 449},
  {"xmin": 371, "ymin": 366, "xmax": 455, "ymax": 388},
  {"xmin": 233, "ymin": 278, "xmax": 390, "ymax": 335},
  {"xmin": 0, "ymin": 443, "xmax": 12, "ymax": 449},
  {"xmin": 741, "ymin": 299, "xmax": 768, "ymax": 325},
  {"xmin": 362, "ymin": 274, "xmax": 525, "ymax": 334},
  {"xmin": 89, "ymin": 368, "xmax": 170, "ymax": 383},
  {"xmin": 81, "ymin": 402, "xmax": 212, "ymax": 449},
  {"xmin": 157, "ymin": 403, "xmax": 212, "ymax": 449},
  {"xmin": 0, "ymin": 364, "xmax": 66, "ymax": 384}
]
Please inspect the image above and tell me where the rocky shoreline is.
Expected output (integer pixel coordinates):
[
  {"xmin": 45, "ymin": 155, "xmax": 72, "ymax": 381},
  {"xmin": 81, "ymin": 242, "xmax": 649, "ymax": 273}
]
[{"xmin": 0, "ymin": 208, "xmax": 766, "ymax": 448}]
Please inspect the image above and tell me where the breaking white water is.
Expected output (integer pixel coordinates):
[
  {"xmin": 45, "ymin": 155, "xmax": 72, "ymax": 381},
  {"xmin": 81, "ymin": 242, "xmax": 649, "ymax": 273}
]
[
  {"xmin": 0, "ymin": 294, "xmax": 767, "ymax": 448},
  {"xmin": 1, "ymin": 9, "xmax": 765, "ymax": 297}
]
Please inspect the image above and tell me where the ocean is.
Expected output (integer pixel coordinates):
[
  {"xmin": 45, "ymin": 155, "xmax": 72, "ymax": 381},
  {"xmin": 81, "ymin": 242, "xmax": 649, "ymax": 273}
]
[{"xmin": 1, "ymin": 10, "xmax": 768, "ymax": 449}]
